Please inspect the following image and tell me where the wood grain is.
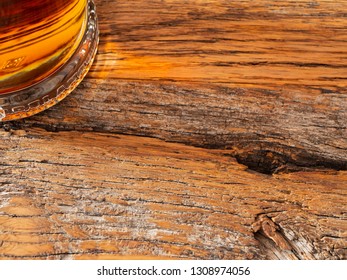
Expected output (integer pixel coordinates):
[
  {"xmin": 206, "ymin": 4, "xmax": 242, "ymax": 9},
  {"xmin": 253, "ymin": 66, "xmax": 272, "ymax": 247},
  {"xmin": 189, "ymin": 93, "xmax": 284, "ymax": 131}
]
[
  {"xmin": 0, "ymin": 0, "xmax": 346, "ymax": 259},
  {"xmin": 11, "ymin": 80, "xmax": 346, "ymax": 174},
  {"xmin": 0, "ymin": 129, "xmax": 346, "ymax": 259},
  {"xmin": 6, "ymin": 0, "xmax": 346, "ymax": 173},
  {"xmin": 93, "ymin": 0, "xmax": 347, "ymax": 91}
]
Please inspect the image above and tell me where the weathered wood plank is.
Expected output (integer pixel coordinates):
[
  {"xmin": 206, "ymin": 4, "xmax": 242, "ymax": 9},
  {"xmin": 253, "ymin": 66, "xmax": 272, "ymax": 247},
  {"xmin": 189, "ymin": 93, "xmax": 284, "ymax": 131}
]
[
  {"xmin": 4, "ymin": 0, "xmax": 346, "ymax": 173},
  {"xmin": 8, "ymin": 80, "xmax": 345, "ymax": 174},
  {"xmin": 0, "ymin": 129, "xmax": 346, "ymax": 259},
  {"xmin": 0, "ymin": 0, "xmax": 346, "ymax": 260}
]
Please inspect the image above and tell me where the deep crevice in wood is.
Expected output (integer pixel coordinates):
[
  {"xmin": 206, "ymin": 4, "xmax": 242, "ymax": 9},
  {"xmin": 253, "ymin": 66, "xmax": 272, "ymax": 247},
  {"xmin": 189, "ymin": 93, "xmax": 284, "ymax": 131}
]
[
  {"xmin": 2, "ymin": 121, "xmax": 346, "ymax": 175},
  {"xmin": 234, "ymin": 149, "xmax": 347, "ymax": 175}
]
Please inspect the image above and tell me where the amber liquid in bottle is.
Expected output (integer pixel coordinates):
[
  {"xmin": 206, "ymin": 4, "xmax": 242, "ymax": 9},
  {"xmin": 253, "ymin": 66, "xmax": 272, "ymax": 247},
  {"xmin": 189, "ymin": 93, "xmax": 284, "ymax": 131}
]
[{"xmin": 0, "ymin": 0, "xmax": 87, "ymax": 94}]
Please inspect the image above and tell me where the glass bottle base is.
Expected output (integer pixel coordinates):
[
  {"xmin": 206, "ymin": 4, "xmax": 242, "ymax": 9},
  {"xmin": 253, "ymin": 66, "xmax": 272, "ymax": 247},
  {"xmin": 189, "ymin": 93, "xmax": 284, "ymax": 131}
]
[{"xmin": 0, "ymin": 0, "xmax": 99, "ymax": 122}]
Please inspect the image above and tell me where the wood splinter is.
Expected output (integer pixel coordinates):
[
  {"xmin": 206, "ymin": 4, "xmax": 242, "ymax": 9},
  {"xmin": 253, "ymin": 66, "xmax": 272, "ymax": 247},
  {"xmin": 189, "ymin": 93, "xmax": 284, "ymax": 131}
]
[{"xmin": 252, "ymin": 215, "xmax": 292, "ymax": 251}]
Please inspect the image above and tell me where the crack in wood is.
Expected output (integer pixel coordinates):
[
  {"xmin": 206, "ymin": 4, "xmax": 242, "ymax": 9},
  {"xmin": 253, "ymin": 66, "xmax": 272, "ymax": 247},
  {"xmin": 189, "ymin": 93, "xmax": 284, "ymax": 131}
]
[{"xmin": 2, "ymin": 124, "xmax": 346, "ymax": 175}]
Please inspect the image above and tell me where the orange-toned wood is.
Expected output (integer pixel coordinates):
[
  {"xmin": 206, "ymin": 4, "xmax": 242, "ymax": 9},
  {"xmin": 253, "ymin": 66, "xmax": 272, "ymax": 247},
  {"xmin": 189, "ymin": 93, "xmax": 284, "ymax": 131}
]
[
  {"xmin": 0, "ymin": 0, "xmax": 346, "ymax": 259},
  {"xmin": 0, "ymin": 129, "xmax": 346, "ymax": 259}
]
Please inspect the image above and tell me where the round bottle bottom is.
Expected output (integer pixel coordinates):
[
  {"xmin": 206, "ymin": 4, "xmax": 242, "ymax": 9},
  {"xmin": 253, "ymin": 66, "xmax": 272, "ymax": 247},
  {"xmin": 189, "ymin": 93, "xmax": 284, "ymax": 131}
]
[{"xmin": 0, "ymin": 0, "xmax": 99, "ymax": 122}]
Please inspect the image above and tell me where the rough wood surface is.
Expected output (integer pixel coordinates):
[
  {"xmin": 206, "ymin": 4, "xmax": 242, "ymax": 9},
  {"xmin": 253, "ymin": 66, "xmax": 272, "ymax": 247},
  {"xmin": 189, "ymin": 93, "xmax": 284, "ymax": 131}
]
[
  {"xmin": 0, "ymin": 0, "xmax": 346, "ymax": 259},
  {"xmin": 0, "ymin": 129, "xmax": 346, "ymax": 259}
]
